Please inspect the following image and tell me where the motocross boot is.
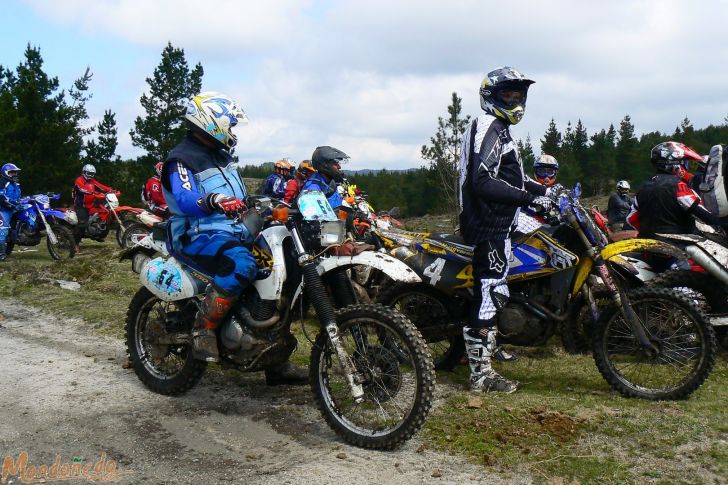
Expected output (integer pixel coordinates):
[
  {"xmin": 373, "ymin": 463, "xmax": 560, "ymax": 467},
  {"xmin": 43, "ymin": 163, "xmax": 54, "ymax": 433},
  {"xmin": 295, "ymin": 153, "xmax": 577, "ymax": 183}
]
[
  {"xmin": 463, "ymin": 327, "xmax": 519, "ymax": 393},
  {"xmin": 191, "ymin": 284, "xmax": 237, "ymax": 362},
  {"xmin": 0, "ymin": 242, "xmax": 6, "ymax": 262},
  {"xmin": 265, "ymin": 361, "xmax": 309, "ymax": 386}
]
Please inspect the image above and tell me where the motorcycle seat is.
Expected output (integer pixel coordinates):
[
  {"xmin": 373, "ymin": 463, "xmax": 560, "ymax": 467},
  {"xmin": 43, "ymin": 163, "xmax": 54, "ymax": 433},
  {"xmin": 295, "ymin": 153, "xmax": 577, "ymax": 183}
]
[
  {"xmin": 152, "ymin": 222, "xmax": 168, "ymax": 242},
  {"xmin": 421, "ymin": 233, "xmax": 474, "ymax": 260}
]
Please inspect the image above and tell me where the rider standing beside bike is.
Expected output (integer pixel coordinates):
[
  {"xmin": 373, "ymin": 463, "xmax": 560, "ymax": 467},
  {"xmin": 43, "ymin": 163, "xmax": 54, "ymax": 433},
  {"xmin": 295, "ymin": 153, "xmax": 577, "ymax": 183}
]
[
  {"xmin": 458, "ymin": 67, "xmax": 556, "ymax": 393},
  {"xmin": 143, "ymin": 161, "xmax": 169, "ymax": 217},
  {"xmin": 161, "ymin": 91, "xmax": 307, "ymax": 385},
  {"xmin": 627, "ymin": 141, "xmax": 723, "ymax": 238},
  {"xmin": 72, "ymin": 164, "xmax": 113, "ymax": 251},
  {"xmin": 607, "ymin": 181, "xmax": 633, "ymax": 231},
  {"xmin": 0, "ymin": 163, "xmax": 22, "ymax": 261}
]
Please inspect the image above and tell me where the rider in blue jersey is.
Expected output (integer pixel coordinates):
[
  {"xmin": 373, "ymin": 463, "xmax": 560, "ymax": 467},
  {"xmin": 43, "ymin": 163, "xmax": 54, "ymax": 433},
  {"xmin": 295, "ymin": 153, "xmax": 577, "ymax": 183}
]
[
  {"xmin": 162, "ymin": 92, "xmax": 306, "ymax": 385},
  {"xmin": 301, "ymin": 146, "xmax": 347, "ymax": 209},
  {"xmin": 0, "ymin": 163, "xmax": 22, "ymax": 261},
  {"xmin": 262, "ymin": 159, "xmax": 293, "ymax": 199}
]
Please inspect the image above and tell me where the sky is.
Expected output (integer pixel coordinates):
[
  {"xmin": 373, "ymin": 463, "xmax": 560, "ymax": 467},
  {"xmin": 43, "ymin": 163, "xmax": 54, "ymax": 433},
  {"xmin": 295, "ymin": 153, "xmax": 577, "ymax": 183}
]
[{"xmin": 2, "ymin": 0, "xmax": 728, "ymax": 170}]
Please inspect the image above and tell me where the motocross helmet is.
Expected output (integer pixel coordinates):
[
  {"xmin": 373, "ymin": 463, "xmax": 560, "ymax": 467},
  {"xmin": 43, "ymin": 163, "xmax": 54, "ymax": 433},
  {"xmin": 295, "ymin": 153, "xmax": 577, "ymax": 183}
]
[
  {"xmin": 650, "ymin": 141, "xmax": 702, "ymax": 176},
  {"xmin": 184, "ymin": 92, "xmax": 248, "ymax": 151},
  {"xmin": 297, "ymin": 160, "xmax": 315, "ymax": 178},
  {"xmin": 312, "ymin": 146, "xmax": 348, "ymax": 183},
  {"xmin": 274, "ymin": 158, "xmax": 293, "ymax": 176},
  {"xmin": 1, "ymin": 163, "xmax": 21, "ymax": 183},
  {"xmin": 533, "ymin": 154, "xmax": 559, "ymax": 186},
  {"xmin": 82, "ymin": 163, "xmax": 96, "ymax": 180},
  {"xmin": 479, "ymin": 67, "xmax": 535, "ymax": 125},
  {"xmin": 154, "ymin": 161, "xmax": 164, "ymax": 177},
  {"xmin": 616, "ymin": 180, "xmax": 630, "ymax": 194}
]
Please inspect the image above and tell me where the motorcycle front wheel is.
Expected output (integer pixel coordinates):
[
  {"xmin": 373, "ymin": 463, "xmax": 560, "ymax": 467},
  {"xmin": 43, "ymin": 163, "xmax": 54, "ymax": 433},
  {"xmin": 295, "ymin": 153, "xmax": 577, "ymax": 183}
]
[
  {"xmin": 122, "ymin": 222, "xmax": 152, "ymax": 249},
  {"xmin": 310, "ymin": 303, "xmax": 435, "ymax": 450},
  {"xmin": 592, "ymin": 287, "xmax": 717, "ymax": 400},
  {"xmin": 46, "ymin": 223, "xmax": 76, "ymax": 260},
  {"xmin": 125, "ymin": 287, "xmax": 207, "ymax": 395}
]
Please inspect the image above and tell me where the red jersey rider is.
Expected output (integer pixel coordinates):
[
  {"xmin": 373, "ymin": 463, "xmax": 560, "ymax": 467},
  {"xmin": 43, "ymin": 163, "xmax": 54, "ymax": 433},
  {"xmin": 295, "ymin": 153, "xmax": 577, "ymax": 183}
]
[
  {"xmin": 283, "ymin": 160, "xmax": 315, "ymax": 203},
  {"xmin": 143, "ymin": 161, "xmax": 169, "ymax": 217},
  {"xmin": 72, "ymin": 164, "xmax": 113, "ymax": 247}
]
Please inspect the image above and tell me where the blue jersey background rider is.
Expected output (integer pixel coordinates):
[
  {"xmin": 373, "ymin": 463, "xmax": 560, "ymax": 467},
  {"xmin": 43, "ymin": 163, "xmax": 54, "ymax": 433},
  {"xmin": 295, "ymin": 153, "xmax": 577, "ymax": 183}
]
[
  {"xmin": 302, "ymin": 146, "xmax": 347, "ymax": 209},
  {"xmin": 161, "ymin": 91, "xmax": 307, "ymax": 385},
  {"xmin": 0, "ymin": 163, "xmax": 22, "ymax": 261}
]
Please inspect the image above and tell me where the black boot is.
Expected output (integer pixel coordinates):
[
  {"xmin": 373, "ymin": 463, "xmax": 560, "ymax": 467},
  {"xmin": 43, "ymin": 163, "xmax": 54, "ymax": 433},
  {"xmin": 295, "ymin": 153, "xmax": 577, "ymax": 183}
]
[
  {"xmin": 191, "ymin": 285, "xmax": 237, "ymax": 362},
  {"xmin": 265, "ymin": 361, "xmax": 309, "ymax": 386},
  {"xmin": 0, "ymin": 242, "xmax": 7, "ymax": 262}
]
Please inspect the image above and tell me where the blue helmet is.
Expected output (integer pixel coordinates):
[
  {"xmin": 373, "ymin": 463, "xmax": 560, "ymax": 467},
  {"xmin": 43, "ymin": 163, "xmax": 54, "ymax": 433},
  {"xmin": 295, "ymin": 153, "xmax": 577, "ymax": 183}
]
[{"xmin": 1, "ymin": 163, "xmax": 21, "ymax": 183}]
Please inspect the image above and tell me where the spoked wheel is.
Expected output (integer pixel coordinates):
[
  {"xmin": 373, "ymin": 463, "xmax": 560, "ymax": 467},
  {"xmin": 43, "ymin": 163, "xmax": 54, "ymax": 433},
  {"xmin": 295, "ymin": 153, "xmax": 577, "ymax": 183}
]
[
  {"xmin": 377, "ymin": 283, "xmax": 463, "ymax": 370},
  {"xmin": 593, "ymin": 287, "xmax": 717, "ymax": 400},
  {"xmin": 46, "ymin": 223, "xmax": 76, "ymax": 260},
  {"xmin": 122, "ymin": 222, "xmax": 152, "ymax": 248},
  {"xmin": 310, "ymin": 304, "xmax": 435, "ymax": 450},
  {"xmin": 125, "ymin": 287, "xmax": 206, "ymax": 395},
  {"xmin": 649, "ymin": 270, "xmax": 728, "ymax": 351}
]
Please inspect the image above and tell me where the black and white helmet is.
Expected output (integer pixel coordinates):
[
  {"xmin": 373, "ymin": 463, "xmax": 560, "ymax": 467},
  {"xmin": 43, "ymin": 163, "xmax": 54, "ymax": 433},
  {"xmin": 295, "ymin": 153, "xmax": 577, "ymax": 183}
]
[
  {"xmin": 479, "ymin": 67, "xmax": 535, "ymax": 125},
  {"xmin": 312, "ymin": 146, "xmax": 348, "ymax": 183},
  {"xmin": 616, "ymin": 180, "xmax": 630, "ymax": 193},
  {"xmin": 82, "ymin": 164, "xmax": 96, "ymax": 180}
]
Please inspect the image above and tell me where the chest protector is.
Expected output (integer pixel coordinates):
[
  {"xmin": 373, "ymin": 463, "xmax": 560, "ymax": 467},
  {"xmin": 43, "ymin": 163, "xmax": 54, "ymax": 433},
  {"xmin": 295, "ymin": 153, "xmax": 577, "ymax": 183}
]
[
  {"xmin": 698, "ymin": 144, "xmax": 728, "ymax": 217},
  {"xmin": 163, "ymin": 137, "xmax": 250, "ymax": 250}
]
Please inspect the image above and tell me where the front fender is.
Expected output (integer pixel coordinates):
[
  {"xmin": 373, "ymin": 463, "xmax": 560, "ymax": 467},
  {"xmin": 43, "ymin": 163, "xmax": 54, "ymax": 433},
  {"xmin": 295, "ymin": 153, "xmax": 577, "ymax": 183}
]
[
  {"xmin": 316, "ymin": 251, "xmax": 422, "ymax": 283},
  {"xmin": 43, "ymin": 209, "xmax": 67, "ymax": 220}
]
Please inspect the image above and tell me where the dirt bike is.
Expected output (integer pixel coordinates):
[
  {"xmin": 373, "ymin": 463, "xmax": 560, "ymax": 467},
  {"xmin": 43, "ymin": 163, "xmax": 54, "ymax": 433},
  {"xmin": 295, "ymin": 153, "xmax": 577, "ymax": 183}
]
[
  {"xmin": 60, "ymin": 191, "xmax": 143, "ymax": 247},
  {"xmin": 6, "ymin": 193, "xmax": 76, "ymax": 260},
  {"xmin": 125, "ymin": 191, "xmax": 434, "ymax": 449},
  {"xmin": 120, "ymin": 210, "xmax": 165, "ymax": 249},
  {"xmin": 377, "ymin": 184, "xmax": 717, "ymax": 400}
]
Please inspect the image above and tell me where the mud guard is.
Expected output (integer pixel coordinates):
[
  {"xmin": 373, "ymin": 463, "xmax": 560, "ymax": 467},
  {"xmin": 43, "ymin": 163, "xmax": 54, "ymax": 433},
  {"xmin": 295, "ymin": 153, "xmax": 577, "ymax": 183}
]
[
  {"xmin": 570, "ymin": 238, "xmax": 686, "ymax": 297},
  {"xmin": 315, "ymin": 251, "xmax": 422, "ymax": 283}
]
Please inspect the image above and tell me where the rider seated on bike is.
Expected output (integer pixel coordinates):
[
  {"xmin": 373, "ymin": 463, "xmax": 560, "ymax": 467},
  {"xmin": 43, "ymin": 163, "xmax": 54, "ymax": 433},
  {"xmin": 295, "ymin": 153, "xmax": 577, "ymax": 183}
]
[
  {"xmin": 627, "ymin": 141, "xmax": 727, "ymax": 241},
  {"xmin": 72, "ymin": 164, "xmax": 113, "ymax": 251},
  {"xmin": 283, "ymin": 160, "xmax": 315, "ymax": 204},
  {"xmin": 0, "ymin": 163, "xmax": 22, "ymax": 261},
  {"xmin": 302, "ymin": 146, "xmax": 347, "ymax": 210},
  {"xmin": 607, "ymin": 180, "xmax": 633, "ymax": 232},
  {"xmin": 161, "ymin": 91, "xmax": 307, "ymax": 385},
  {"xmin": 143, "ymin": 161, "xmax": 169, "ymax": 218},
  {"xmin": 262, "ymin": 159, "xmax": 294, "ymax": 199}
]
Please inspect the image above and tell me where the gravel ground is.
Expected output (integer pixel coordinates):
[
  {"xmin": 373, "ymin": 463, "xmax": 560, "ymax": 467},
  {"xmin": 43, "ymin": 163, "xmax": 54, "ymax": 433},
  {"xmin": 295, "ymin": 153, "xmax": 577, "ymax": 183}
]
[{"xmin": 0, "ymin": 300, "xmax": 527, "ymax": 485}]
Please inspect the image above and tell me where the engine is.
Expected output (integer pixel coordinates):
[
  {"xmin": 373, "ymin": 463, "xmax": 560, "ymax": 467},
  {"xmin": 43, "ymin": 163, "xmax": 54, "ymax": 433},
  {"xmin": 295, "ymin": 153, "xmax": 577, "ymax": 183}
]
[
  {"xmin": 87, "ymin": 215, "xmax": 108, "ymax": 238},
  {"xmin": 498, "ymin": 303, "xmax": 548, "ymax": 346}
]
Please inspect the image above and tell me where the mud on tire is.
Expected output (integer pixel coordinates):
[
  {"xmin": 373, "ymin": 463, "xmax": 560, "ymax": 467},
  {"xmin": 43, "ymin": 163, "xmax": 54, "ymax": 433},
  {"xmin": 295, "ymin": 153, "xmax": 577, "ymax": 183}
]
[
  {"xmin": 125, "ymin": 287, "xmax": 207, "ymax": 396},
  {"xmin": 310, "ymin": 303, "xmax": 435, "ymax": 450}
]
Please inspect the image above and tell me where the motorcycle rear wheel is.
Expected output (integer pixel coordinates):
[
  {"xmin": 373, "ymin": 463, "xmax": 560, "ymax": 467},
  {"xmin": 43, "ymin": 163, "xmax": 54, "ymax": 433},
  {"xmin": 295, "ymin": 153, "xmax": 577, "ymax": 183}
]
[
  {"xmin": 122, "ymin": 222, "xmax": 152, "ymax": 249},
  {"xmin": 592, "ymin": 287, "xmax": 716, "ymax": 400},
  {"xmin": 310, "ymin": 303, "xmax": 435, "ymax": 450},
  {"xmin": 125, "ymin": 287, "xmax": 207, "ymax": 395},
  {"xmin": 46, "ymin": 223, "xmax": 76, "ymax": 260}
]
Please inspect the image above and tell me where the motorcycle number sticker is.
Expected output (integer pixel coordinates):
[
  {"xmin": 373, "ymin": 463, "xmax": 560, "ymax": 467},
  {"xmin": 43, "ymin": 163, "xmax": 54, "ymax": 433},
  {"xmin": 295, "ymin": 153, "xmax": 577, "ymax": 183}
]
[
  {"xmin": 423, "ymin": 258, "xmax": 446, "ymax": 285},
  {"xmin": 145, "ymin": 260, "xmax": 183, "ymax": 296}
]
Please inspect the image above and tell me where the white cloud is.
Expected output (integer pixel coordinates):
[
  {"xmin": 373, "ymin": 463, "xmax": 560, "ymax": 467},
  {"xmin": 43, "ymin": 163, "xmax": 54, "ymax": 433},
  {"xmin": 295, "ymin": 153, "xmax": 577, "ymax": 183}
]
[{"xmin": 26, "ymin": 0, "xmax": 728, "ymax": 168}]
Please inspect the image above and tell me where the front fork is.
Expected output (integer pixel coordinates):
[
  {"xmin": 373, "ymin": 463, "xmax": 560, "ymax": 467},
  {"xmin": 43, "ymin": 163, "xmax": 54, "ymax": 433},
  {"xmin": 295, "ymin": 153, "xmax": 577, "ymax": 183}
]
[
  {"xmin": 292, "ymin": 228, "xmax": 365, "ymax": 402},
  {"xmin": 35, "ymin": 202, "xmax": 58, "ymax": 245},
  {"xmin": 594, "ymin": 260, "xmax": 659, "ymax": 355}
]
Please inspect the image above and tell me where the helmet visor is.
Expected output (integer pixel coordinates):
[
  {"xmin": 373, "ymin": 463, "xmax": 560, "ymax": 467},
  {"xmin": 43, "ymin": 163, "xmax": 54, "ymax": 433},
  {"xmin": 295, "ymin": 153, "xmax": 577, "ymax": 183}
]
[{"xmin": 496, "ymin": 89, "xmax": 526, "ymax": 109}]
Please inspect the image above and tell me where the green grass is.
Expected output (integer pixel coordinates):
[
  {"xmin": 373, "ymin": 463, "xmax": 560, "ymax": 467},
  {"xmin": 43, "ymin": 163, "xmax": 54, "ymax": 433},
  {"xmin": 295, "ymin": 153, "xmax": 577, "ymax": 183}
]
[{"xmin": 1, "ymin": 240, "xmax": 727, "ymax": 484}]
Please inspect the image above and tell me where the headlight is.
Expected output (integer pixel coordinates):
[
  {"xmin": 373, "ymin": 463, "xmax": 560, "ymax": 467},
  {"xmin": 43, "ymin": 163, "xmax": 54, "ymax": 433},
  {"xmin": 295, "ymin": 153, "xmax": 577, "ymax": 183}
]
[{"xmin": 320, "ymin": 221, "xmax": 345, "ymax": 246}]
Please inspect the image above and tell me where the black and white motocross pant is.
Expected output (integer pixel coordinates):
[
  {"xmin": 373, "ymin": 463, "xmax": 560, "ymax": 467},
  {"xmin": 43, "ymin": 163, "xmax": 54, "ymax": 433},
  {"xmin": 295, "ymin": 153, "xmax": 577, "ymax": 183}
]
[{"xmin": 469, "ymin": 238, "xmax": 511, "ymax": 331}]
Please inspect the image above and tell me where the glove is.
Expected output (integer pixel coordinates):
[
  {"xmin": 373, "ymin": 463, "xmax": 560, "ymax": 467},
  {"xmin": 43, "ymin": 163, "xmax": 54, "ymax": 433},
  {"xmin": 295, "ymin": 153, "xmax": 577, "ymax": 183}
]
[
  {"xmin": 529, "ymin": 196, "xmax": 554, "ymax": 214},
  {"xmin": 545, "ymin": 183, "xmax": 565, "ymax": 199},
  {"xmin": 205, "ymin": 193, "xmax": 247, "ymax": 218}
]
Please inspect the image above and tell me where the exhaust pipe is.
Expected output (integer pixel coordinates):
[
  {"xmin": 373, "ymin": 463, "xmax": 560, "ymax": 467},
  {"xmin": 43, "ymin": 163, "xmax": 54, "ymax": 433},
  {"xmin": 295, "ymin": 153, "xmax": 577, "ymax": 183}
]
[{"xmin": 685, "ymin": 245, "xmax": 728, "ymax": 286}]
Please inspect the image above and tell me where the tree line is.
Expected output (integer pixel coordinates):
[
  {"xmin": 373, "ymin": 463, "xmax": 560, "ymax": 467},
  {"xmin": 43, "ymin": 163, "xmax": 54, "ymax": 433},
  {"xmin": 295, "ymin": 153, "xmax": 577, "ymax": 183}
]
[{"xmin": 2, "ymin": 43, "xmax": 727, "ymax": 215}]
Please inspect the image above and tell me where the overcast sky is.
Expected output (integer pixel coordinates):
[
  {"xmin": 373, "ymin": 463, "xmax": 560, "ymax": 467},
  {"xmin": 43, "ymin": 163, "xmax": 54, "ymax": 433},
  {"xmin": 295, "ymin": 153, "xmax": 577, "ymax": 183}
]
[{"xmin": 2, "ymin": 0, "xmax": 728, "ymax": 169}]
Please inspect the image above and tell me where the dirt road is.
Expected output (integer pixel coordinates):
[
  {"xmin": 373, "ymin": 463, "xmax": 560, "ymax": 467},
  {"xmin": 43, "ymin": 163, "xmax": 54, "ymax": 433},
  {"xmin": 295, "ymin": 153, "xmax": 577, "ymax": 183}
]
[{"xmin": 0, "ymin": 300, "xmax": 523, "ymax": 484}]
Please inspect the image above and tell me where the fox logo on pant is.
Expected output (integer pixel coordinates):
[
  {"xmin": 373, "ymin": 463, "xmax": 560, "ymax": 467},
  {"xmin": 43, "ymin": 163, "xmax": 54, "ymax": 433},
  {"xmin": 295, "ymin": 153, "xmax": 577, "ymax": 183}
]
[{"xmin": 488, "ymin": 248, "xmax": 505, "ymax": 273}]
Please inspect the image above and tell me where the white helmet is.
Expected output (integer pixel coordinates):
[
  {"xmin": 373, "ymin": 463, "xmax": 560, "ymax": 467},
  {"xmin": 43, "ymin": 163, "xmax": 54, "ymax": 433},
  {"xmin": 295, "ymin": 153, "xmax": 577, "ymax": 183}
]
[
  {"xmin": 616, "ymin": 180, "xmax": 630, "ymax": 192},
  {"xmin": 184, "ymin": 92, "xmax": 248, "ymax": 150},
  {"xmin": 82, "ymin": 164, "xmax": 96, "ymax": 180}
]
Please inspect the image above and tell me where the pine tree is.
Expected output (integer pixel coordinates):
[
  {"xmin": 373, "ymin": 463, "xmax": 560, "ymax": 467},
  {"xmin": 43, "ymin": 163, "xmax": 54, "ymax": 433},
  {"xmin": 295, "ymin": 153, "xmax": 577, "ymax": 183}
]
[
  {"xmin": 130, "ymin": 42, "xmax": 203, "ymax": 162},
  {"xmin": 85, "ymin": 110, "xmax": 120, "ymax": 165},
  {"xmin": 559, "ymin": 121, "xmax": 583, "ymax": 187},
  {"xmin": 518, "ymin": 134, "xmax": 536, "ymax": 167},
  {"xmin": 421, "ymin": 92, "xmax": 471, "ymax": 218},
  {"xmin": 540, "ymin": 118, "xmax": 562, "ymax": 159},
  {"xmin": 615, "ymin": 115, "xmax": 642, "ymax": 185}
]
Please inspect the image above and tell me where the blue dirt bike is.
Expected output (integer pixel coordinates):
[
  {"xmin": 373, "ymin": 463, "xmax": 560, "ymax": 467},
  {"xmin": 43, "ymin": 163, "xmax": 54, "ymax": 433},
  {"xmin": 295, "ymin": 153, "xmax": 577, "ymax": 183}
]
[{"xmin": 8, "ymin": 193, "xmax": 76, "ymax": 260}]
